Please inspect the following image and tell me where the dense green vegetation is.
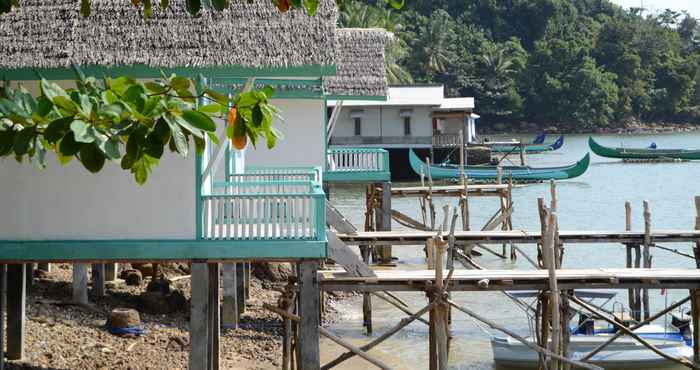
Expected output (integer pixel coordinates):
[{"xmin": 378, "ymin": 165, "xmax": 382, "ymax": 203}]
[{"xmin": 339, "ymin": 0, "xmax": 700, "ymax": 129}]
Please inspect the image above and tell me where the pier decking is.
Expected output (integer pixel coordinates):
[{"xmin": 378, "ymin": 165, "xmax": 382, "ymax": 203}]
[
  {"xmin": 335, "ymin": 229, "xmax": 700, "ymax": 245},
  {"xmin": 319, "ymin": 268, "xmax": 700, "ymax": 292},
  {"xmin": 391, "ymin": 183, "xmax": 511, "ymax": 198}
]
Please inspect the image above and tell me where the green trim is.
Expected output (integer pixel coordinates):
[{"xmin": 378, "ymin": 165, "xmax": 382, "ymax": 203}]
[
  {"xmin": 208, "ymin": 77, "xmax": 324, "ymax": 99},
  {"xmin": 323, "ymin": 97, "xmax": 329, "ymax": 171},
  {"xmin": 324, "ymin": 171, "xmax": 391, "ymax": 183},
  {"xmin": 0, "ymin": 64, "xmax": 337, "ymax": 81},
  {"xmin": 0, "ymin": 239, "xmax": 326, "ymax": 261},
  {"xmin": 195, "ymin": 76, "xmax": 207, "ymax": 240},
  {"xmin": 326, "ymin": 95, "xmax": 388, "ymax": 101}
]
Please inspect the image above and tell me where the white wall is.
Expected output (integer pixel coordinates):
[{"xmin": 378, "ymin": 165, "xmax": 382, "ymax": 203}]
[
  {"xmin": 332, "ymin": 106, "xmax": 433, "ymax": 138},
  {"xmin": 0, "ymin": 153, "xmax": 196, "ymax": 240},
  {"xmin": 245, "ymin": 99, "xmax": 326, "ymax": 168}
]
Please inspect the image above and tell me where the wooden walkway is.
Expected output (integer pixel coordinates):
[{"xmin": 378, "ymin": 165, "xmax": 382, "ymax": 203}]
[
  {"xmin": 391, "ymin": 184, "xmax": 510, "ymax": 198},
  {"xmin": 335, "ymin": 229, "xmax": 700, "ymax": 246},
  {"xmin": 319, "ymin": 268, "xmax": 700, "ymax": 292}
]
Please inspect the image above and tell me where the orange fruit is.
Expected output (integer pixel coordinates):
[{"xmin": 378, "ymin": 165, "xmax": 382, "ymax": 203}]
[
  {"xmin": 228, "ymin": 107, "xmax": 247, "ymax": 150},
  {"xmin": 277, "ymin": 0, "xmax": 289, "ymax": 12}
]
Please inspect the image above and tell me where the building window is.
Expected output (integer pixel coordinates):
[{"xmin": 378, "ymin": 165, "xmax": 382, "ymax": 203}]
[
  {"xmin": 403, "ymin": 117, "xmax": 411, "ymax": 136},
  {"xmin": 354, "ymin": 117, "xmax": 362, "ymax": 136}
]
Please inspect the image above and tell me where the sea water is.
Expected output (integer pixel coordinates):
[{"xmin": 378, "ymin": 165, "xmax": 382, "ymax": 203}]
[{"xmin": 320, "ymin": 132, "xmax": 700, "ymax": 369}]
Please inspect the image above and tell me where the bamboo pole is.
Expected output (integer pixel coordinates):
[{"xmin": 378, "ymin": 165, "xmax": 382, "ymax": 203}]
[
  {"xmin": 507, "ymin": 177, "xmax": 516, "ymax": 260},
  {"xmin": 642, "ymin": 200, "xmax": 651, "ymax": 320},
  {"xmin": 543, "ymin": 210, "xmax": 561, "ymax": 370},
  {"xmin": 569, "ymin": 295, "xmax": 698, "ymax": 369}
]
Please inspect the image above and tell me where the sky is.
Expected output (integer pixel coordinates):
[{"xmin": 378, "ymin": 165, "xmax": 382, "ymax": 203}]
[{"xmin": 611, "ymin": 0, "xmax": 700, "ymax": 18}]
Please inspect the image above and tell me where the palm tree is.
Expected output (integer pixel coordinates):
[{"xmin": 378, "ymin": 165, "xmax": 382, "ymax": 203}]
[{"xmin": 420, "ymin": 10, "xmax": 456, "ymax": 79}]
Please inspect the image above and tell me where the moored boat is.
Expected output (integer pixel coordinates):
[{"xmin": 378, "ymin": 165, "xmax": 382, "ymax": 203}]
[
  {"xmin": 490, "ymin": 135, "xmax": 565, "ymax": 153},
  {"xmin": 408, "ymin": 149, "xmax": 589, "ymax": 181},
  {"xmin": 588, "ymin": 137, "xmax": 700, "ymax": 160}
]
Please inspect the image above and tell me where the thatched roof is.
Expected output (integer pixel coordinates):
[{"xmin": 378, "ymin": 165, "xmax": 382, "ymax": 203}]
[
  {"xmin": 0, "ymin": 0, "xmax": 337, "ymax": 70},
  {"xmin": 323, "ymin": 28, "xmax": 390, "ymax": 97}
]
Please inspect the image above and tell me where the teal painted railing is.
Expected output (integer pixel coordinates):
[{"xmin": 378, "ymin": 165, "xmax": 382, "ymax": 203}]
[
  {"xmin": 227, "ymin": 166, "xmax": 322, "ymax": 184},
  {"xmin": 203, "ymin": 179, "xmax": 325, "ymax": 241},
  {"xmin": 325, "ymin": 147, "xmax": 391, "ymax": 182}
]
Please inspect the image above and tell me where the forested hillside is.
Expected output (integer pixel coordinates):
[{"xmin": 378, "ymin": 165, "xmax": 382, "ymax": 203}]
[{"xmin": 339, "ymin": 0, "xmax": 700, "ymax": 131}]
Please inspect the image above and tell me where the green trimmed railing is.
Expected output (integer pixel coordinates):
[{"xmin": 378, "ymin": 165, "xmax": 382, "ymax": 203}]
[
  {"xmin": 325, "ymin": 147, "xmax": 391, "ymax": 182},
  {"xmin": 204, "ymin": 179, "xmax": 325, "ymax": 241},
  {"xmin": 227, "ymin": 166, "xmax": 322, "ymax": 184}
]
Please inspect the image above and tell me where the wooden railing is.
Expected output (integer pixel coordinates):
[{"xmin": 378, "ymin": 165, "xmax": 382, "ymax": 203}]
[
  {"xmin": 203, "ymin": 179, "xmax": 325, "ymax": 241},
  {"xmin": 432, "ymin": 134, "xmax": 462, "ymax": 147},
  {"xmin": 326, "ymin": 147, "xmax": 389, "ymax": 173}
]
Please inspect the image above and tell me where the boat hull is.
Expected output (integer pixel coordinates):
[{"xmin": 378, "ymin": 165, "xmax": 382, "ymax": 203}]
[
  {"xmin": 589, "ymin": 137, "xmax": 700, "ymax": 160},
  {"xmin": 409, "ymin": 149, "xmax": 590, "ymax": 181},
  {"xmin": 491, "ymin": 335, "xmax": 693, "ymax": 369}
]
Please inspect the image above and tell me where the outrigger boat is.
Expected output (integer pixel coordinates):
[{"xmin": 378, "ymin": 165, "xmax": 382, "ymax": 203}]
[
  {"xmin": 409, "ymin": 149, "xmax": 589, "ymax": 181},
  {"xmin": 491, "ymin": 291, "xmax": 694, "ymax": 369},
  {"xmin": 589, "ymin": 137, "xmax": 700, "ymax": 160},
  {"xmin": 489, "ymin": 135, "xmax": 565, "ymax": 153}
]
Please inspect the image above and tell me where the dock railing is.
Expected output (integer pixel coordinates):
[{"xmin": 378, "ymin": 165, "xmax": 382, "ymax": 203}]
[
  {"xmin": 432, "ymin": 133, "xmax": 461, "ymax": 147},
  {"xmin": 325, "ymin": 147, "xmax": 390, "ymax": 182},
  {"xmin": 205, "ymin": 166, "xmax": 326, "ymax": 241}
]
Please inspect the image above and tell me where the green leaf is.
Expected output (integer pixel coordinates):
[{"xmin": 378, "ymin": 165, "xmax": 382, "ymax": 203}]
[
  {"xmin": 143, "ymin": 0, "xmax": 152, "ymax": 18},
  {"xmin": 0, "ymin": 130, "xmax": 15, "ymax": 156},
  {"xmin": 144, "ymin": 131, "xmax": 165, "ymax": 159},
  {"xmin": 251, "ymin": 105, "xmax": 263, "ymax": 127},
  {"xmin": 171, "ymin": 76, "xmax": 191, "ymax": 91},
  {"xmin": 52, "ymin": 96, "xmax": 79, "ymax": 115},
  {"xmin": 36, "ymin": 96, "xmax": 53, "ymax": 117},
  {"xmin": 59, "ymin": 132, "xmax": 82, "ymax": 156},
  {"xmin": 182, "ymin": 110, "xmax": 216, "ymax": 132},
  {"xmin": 40, "ymin": 79, "xmax": 69, "ymax": 102},
  {"xmin": 262, "ymin": 85, "xmax": 275, "ymax": 99},
  {"xmin": 79, "ymin": 143, "xmax": 105, "ymax": 173},
  {"xmin": 185, "ymin": 0, "xmax": 201, "ymax": 15},
  {"xmin": 126, "ymin": 125, "xmax": 147, "ymax": 159},
  {"xmin": 203, "ymin": 89, "xmax": 228, "ymax": 105},
  {"xmin": 197, "ymin": 103, "xmax": 221, "ymax": 115},
  {"xmin": 13, "ymin": 127, "xmax": 34, "ymax": 155},
  {"xmin": 163, "ymin": 114, "xmax": 188, "ymax": 156},
  {"xmin": 212, "ymin": 0, "xmax": 229, "ymax": 11},
  {"xmin": 99, "ymin": 138, "xmax": 121, "ymax": 160},
  {"xmin": 207, "ymin": 131, "xmax": 220, "ymax": 146},
  {"xmin": 124, "ymin": 85, "xmax": 146, "ymax": 112},
  {"xmin": 236, "ymin": 92, "xmax": 259, "ymax": 108},
  {"xmin": 121, "ymin": 154, "xmax": 135, "ymax": 170},
  {"xmin": 108, "ymin": 76, "xmax": 137, "ymax": 96},
  {"xmin": 80, "ymin": 0, "xmax": 90, "ymax": 16},
  {"xmin": 303, "ymin": 0, "xmax": 318, "ymax": 15},
  {"xmin": 132, "ymin": 154, "xmax": 159, "ymax": 185},
  {"xmin": 70, "ymin": 120, "xmax": 96, "ymax": 143},
  {"xmin": 387, "ymin": 0, "xmax": 404, "ymax": 9},
  {"xmin": 194, "ymin": 136, "xmax": 205, "ymax": 155},
  {"xmin": 145, "ymin": 82, "xmax": 167, "ymax": 94},
  {"xmin": 44, "ymin": 117, "xmax": 72, "ymax": 143}
]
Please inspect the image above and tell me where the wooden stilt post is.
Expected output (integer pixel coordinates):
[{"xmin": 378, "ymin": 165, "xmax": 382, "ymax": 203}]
[
  {"xmin": 190, "ymin": 263, "xmax": 210, "ymax": 370},
  {"xmin": 0, "ymin": 264, "xmax": 5, "ymax": 370},
  {"xmin": 624, "ymin": 201, "xmax": 637, "ymax": 320},
  {"xmin": 91, "ymin": 263, "xmax": 105, "ymax": 297},
  {"xmin": 24, "ymin": 264, "xmax": 32, "ymax": 296},
  {"xmin": 543, "ymin": 210, "xmax": 561, "ymax": 370},
  {"xmin": 222, "ymin": 263, "xmax": 238, "ymax": 329},
  {"xmin": 377, "ymin": 182, "xmax": 392, "ymax": 264},
  {"xmin": 6, "ymin": 264, "xmax": 26, "ymax": 361},
  {"xmin": 236, "ymin": 262, "xmax": 246, "ymax": 316},
  {"xmin": 297, "ymin": 261, "xmax": 320, "ymax": 370},
  {"xmin": 72, "ymin": 263, "xmax": 88, "ymax": 304},
  {"xmin": 245, "ymin": 262, "xmax": 251, "ymax": 300},
  {"xmin": 642, "ymin": 200, "xmax": 652, "ymax": 320},
  {"xmin": 104, "ymin": 263, "xmax": 118, "ymax": 282},
  {"xmin": 692, "ymin": 196, "xmax": 700, "ymax": 362},
  {"xmin": 207, "ymin": 263, "xmax": 220, "ymax": 370},
  {"xmin": 519, "ymin": 141, "xmax": 526, "ymax": 166},
  {"xmin": 434, "ymin": 237, "xmax": 449, "ymax": 370}
]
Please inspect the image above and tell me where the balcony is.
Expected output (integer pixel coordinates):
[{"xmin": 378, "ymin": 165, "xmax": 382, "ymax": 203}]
[{"xmin": 325, "ymin": 147, "xmax": 391, "ymax": 183}]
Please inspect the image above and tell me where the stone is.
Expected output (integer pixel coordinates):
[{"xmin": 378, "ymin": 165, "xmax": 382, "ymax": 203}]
[
  {"xmin": 108, "ymin": 308, "xmax": 141, "ymax": 329},
  {"xmin": 130, "ymin": 263, "xmax": 153, "ymax": 278},
  {"xmin": 146, "ymin": 278, "xmax": 170, "ymax": 294},
  {"xmin": 252, "ymin": 262, "xmax": 293, "ymax": 282}
]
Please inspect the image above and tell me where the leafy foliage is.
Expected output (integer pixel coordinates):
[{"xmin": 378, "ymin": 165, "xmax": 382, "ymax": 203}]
[
  {"xmin": 343, "ymin": 0, "xmax": 700, "ymax": 128},
  {"xmin": 0, "ymin": 70, "xmax": 279, "ymax": 184}
]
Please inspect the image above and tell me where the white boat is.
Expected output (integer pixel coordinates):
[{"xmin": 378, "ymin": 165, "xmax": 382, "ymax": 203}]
[
  {"xmin": 491, "ymin": 291, "xmax": 694, "ymax": 369},
  {"xmin": 492, "ymin": 325, "xmax": 693, "ymax": 369}
]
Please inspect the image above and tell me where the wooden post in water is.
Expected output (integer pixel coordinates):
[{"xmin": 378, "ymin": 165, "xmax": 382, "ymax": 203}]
[
  {"xmin": 692, "ymin": 196, "xmax": 700, "ymax": 362},
  {"xmin": 297, "ymin": 261, "xmax": 321, "ymax": 370},
  {"xmin": 72, "ymin": 263, "xmax": 89, "ymax": 304},
  {"xmin": 377, "ymin": 182, "xmax": 393, "ymax": 264},
  {"xmin": 6, "ymin": 264, "xmax": 25, "ymax": 361},
  {"xmin": 624, "ymin": 201, "xmax": 636, "ymax": 319},
  {"xmin": 519, "ymin": 140, "xmax": 526, "ymax": 166},
  {"xmin": 642, "ymin": 200, "xmax": 652, "ymax": 320},
  {"xmin": 434, "ymin": 236, "xmax": 450, "ymax": 370},
  {"xmin": 507, "ymin": 177, "xmax": 516, "ymax": 260},
  {"xmin": 543, "ymin": 210, "xmax": 561, "ymax": 370}
]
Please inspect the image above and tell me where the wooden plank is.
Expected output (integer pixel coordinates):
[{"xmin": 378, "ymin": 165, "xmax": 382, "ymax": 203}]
[
  {"xmin": 72, "ymin": 263, "xmax": 89, "ymax": 304},
  {"xmin": 222, "ymin": 263, "xmax": 238, "ymax": 329},
  {"xmin": 0, "ymin": 239, "xmax": 327, "ymax": 262},
  {"xmin": 6, "ymin": 264, "xmax": 25, "ymax": 361},
  {"xmin": 298, "ymin": 261, "xmax": 321, "ymax": 370},
  {"xmin": 327, "ymin": 232, "xmax": 374, "ymax": 277},
  {"xmin": 326, "ymin": 203, "xmax": 358, "ymax": 235},
  {"xmin": 91, "ymin": 263, "xmax": 105, "ymax": 297},
  {"xmin": 189, "ymin": 263, "xmax": 209, "ymax": 370}
]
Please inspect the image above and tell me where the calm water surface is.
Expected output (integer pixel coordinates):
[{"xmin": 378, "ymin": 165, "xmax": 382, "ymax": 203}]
[{"xmin": 321, "ymin": 133, "xmax": 700, "ymax": 369}]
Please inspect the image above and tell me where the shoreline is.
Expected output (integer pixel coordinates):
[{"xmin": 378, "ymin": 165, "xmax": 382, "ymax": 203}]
[{"xmin": 479, "ymin": 121, "xmax": 700, "ymax": 135}]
